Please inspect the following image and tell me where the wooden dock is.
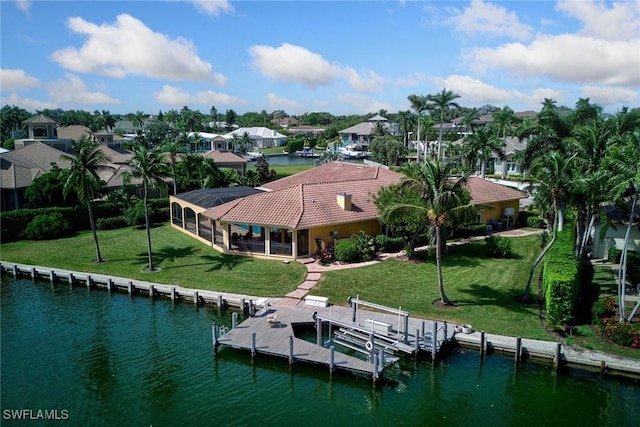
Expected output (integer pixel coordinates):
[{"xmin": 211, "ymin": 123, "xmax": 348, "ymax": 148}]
[{"xmin": 215, "ymin": 302, "xmax": 455, "ymax": 380}]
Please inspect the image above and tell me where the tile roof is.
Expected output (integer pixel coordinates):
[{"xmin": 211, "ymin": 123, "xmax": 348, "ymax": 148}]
[
  {"xmin": 0, "ymin": 142, "xmax": 71, "ymax": 189},
  {"xmin": 465, "ymin": 177, "xmax": 528, "ymax": 204},
  {"xmin": 202, "ymin": 150, "xmax": 248, "ymax": 165}
]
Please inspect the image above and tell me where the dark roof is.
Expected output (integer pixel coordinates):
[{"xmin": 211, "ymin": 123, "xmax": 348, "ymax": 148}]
[{"xmin": 174, "ymin": 186, "xmax": 264, "ymax": 208}]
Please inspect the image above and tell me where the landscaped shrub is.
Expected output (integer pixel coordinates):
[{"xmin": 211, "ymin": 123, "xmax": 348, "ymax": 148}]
[
  {"xmin": 334, "ymin": 239, "xmax": 360, "ymax": 262},
  {"xmin": 625, "ymin": 252, "xmax": 640, "ymax": 285},
  {"xmin": 96, "ymin": 216, "xmax": 128, "ymax": 230},
  {"xmin": 374, "ymin": 234, "xmax": 404, "ymax": 252},
  {"xmin": 485, "ymin": 235, "xmax": 514, "ymax": 258},
  {"xmin": 543, "ymin": 230, "xmax": 579, "ymax": 328},
  {"xmin": 24, "ymin": 213, "xmax": 72, "ymax": 240},
  {"xmin": 526, "ymin": 216, "xmax": 545, "ymax": 228},
  {"xmin": 352, "ymin": 231, "xmax": 376, "ymax": 261},
  {"xmin": 591, "ymin": 297, "xmax": 615, "ymax": 323},
  {"xmin": 608, "ymin": 247, "xmax": 622, "ymax": 263},
  {"xmin": 452, "ymin": 224, "xmax": 487, "ymax": 239},
  {"xmin": 592, "ymin": 297, "xmax": 640, "ymax": 348}
]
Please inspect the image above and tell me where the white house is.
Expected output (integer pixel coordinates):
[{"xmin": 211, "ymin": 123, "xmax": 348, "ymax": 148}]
[{"xmin": 224, "ymin": 127, "xmax": 287, "ymax": 148}]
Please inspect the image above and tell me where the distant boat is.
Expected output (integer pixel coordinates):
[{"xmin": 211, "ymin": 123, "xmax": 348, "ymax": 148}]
[
  {"xmin": 338, "ymin": 145, "xmax": 366, "ymax": 159},
  {"xmin": 295, "ymin": 147, "xmax": 321, "ymax": 157},
  {"xmin": 244, "ymin": 149, "xmax": 264, "ymax": 161}
]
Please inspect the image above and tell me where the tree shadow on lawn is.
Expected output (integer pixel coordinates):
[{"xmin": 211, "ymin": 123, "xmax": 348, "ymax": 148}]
[
  {"xmin": 200, "ymin": 254, "xmax": 253, "ymax": 271},
  {"xmin": 454, "ymin": 283, "xmax": 540, "ymax": 313},
  {"xmin": 132, "ymin": 245, "xmax": 200, "ymax": 267}
]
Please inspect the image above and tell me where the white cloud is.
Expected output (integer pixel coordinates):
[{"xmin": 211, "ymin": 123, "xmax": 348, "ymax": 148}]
[
  {"xmin": 447, "ymin": 0, "xmax": 533, "ymax": 40},
  {"xmin": 154, "ymin": 85, "xmax": 245, "ymax": 107},
  {"xmin": 48, "ymin": 73, "xmax": 120, "ymax": 105},
  {"xmin": 343, "ymin": 68, "xmax": 385, "ymax": 93},
  {"xmin": 190, "ymin": 0, "xmax": 234, "ymax": 16},
  {"xmin": 466, "ymin": 34, "xmax": 640, "ymax": 87},
  {"xmin": 0, "ymin": 93, "xmax": 56, "ymax": 112},
  {"xmin": 556, "ymin": 0, "xmax": 640, "ymax": 41},
  {"xmin": 248, "ymin": 43, "xmax": 341, "ymax": 89},
  {"xmin": 395, "ymin": 72, "xmax": 432, "ymax": 87},
  {"xmin": 265, "ymin": 93, "xmax": 304, "ymax": 114},
  {"xmin": 336, "ymin": 93, "xmax": 392, "ymax": 114},
  {"xmin": 248, "ymin": 43, "xmax": 384, "ymax": 93},
  {"xmin": 437, "ymin": 75, "xmax": 512, "ymax": 104},
  {"xmin": 51, "ymin": 14, "xmax": 226, "ymax": 84},
  {"xmin": 581, "ymin": 86, "xmax": 638, "ymax": 106},
  {"xmin": 15, "ymin": 0, "xmax": 31, "ymax": 14},
  {"xmin": 0, "ymin": 69, "xmax": 39, "ymax": 90}
]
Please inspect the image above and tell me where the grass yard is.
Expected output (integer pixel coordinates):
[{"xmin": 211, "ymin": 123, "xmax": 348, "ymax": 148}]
[
  {"xmin": 0, "ymin": 224, "xmax": 307, "ymax": 297},
  {"xmin": 310, "ymin": 236, "xmax": 552, "ymax": 340},
  {"xmin": 251, "ymin": 161, "xmax": 315, "ymax": 179}
]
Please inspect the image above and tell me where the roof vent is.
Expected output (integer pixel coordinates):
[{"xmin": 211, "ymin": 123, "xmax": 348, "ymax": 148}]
[{"xmin": 337, "ymin": 192, "xmax": 352, "ymax": 211}]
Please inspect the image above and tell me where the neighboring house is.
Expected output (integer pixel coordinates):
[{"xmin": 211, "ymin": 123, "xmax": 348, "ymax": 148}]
[
  {"xmin": 465, "ymin": 177, "xmax": 528, "ymax": 229},
  {"xmin": 271, "ymin": 117, "xmax": 300, "ymax": 128},
  {"xmin": 169, "ymin": 162, "xmax": 528, "ymax": 259},
  {"xmin": 287, "ymin": 125, "xmax": 325, "ymax": 136},
  {"xmin": 1, "ymin": 142, "xmax": 72, "ymax": 210},
  {"xmin": 14, "ymin": 114, "xmax": 73, "ymax": 153},
  {"xmin": 492, "ymin": 137, "xmax": 527, "ymax": 176},
  {"xmin": 187, "ymin": 132, "xmax": 230, "ymax": 152},
  {"xmin": 591, "ymin": 204, "xmax": 640, "ymax": 259},
  {"xmin": 202, "ymin": 150, "xmax": 248, "ymax": 176},
  {"xmin": 338, "ymin": 115, "xmax": 397, "ymax": 148},
  {"xmin": 57, "ymin": 125, "xmax": 126, "ymax": 146},
  {"xmin": 224, "ymin": 127, "xmax": 287, "ymax": 148},
  {"xmin": 114, "ymin": 119, "xmax": 154, "ymax": 135}
]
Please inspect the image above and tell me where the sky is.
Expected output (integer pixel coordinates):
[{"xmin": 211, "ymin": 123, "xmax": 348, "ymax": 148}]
[{"xmin": 1, "ymin": 0, "xmax": 639, "ymax": 116}]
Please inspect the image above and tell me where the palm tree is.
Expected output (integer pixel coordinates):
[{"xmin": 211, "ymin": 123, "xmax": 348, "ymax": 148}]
[
  {"xmin": 606, "ymin": 128, "xmax": 640, "ymax": 322},
  {"xmin": 522, "ymin": 150, "xmax": 577, "ymax": 300},
  {"xmin": 371, "ymin": 121, "xmax": 387, "ymax": 137},
  {"xmin": 382, "ymin": 160, "xmax": 476, "ymax": 305},
  {"xmin": 159, "ymin": 139, "xmax": 186, "ymax": 195},
  {"xmin": 131, "ymin": 111, "xmax": 146, "ymax": 130},
  {"xmin": 408, "ymin": 94, "xmax": 429, "ymax": 161},
  {"xmin": 427, "ymin": 89, "xmax": 461, "ymax": 159},
  {"xmin": 61, "ymin": 137, "xmax": 113, "ymax": 263},
  {"xmin": 124, "ymin": 146, "xmax": 170, "ymax": 271},
  {"xmin": 462, "ymin": 125, "xmax": 505, "ymax": 179}
]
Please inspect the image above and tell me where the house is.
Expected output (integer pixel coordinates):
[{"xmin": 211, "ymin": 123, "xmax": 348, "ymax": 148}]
[
  {"xmin": 465, "ymin": 177, "xmax": 528, "ymax": 229},
  {"xmin": 187, "ymin": 132, "xmax": 230, "ymax": 152},
  {"xmin": 202, "ymin": 150, "xmax": 248, "ymax": 176},
  {"xmin": 57, "ymin": 125, "xmax": 126, "ymax": 147},
  {"xmin": 271, "ymin": 117, "xmax": 300, "ymax": 128},
  {"xmin": 14, "ymin": 114, "xmax": 73, "ymax": 152},
  {"xmin": 338, "ymin": 115, "xmax": 397, "ymax": 148},
  {"xmin": 170, "ymin": 162, "xmax": 402, "ymax": 259},
  {"xmin": 169, "ymin": 162, "xmax": 528, "ymax": 259},
  {"xmin": 492, "ymin": 137, "xmax": 528, "ymax": 176},
  {"xmin": 224, "ymin": 127, "xmax": 287, "ymax": 148},
  {"xmin": 1, "ymin": 142, "xmax": 72, "ymax": 210},
  {"xmin": 591, "ymin": 204, "xmax": 640, "ymax": 259},
  {"xmin": 287, "ymin": 125, "xmax": 325, "ymax": 136}
]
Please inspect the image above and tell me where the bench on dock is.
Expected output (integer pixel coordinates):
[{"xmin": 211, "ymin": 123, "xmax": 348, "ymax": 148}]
[{"xmin": 305, "ymin": 295, "xmax": 329, "ymax": 307}]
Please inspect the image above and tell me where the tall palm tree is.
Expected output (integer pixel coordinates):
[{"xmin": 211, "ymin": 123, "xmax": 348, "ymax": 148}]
[
  {"xmin": 427, "ymin": 89, "xmax": 461, "ymax": 159},
  {"xmin": 606, "ymin": 128, "xmax": 640, "ymax": 322},
  {"xmin": 522, "ymin": 150, "xmax": 577, "ymax": 300},
  {"xmin": 124, "ymin": 146, "xmax": 170, "ymax": 271},
  {"xmin": 408, "ymin": 94, "xmax": 429, "ymax": 161},
  {"xmin": 382, "ymin": 160, "xmax": 475, "ymax": 305},
  {"xmin": 463, "ymin": 125, "xmax": 505, "ymax": 179},
  {"xmin": 131, "ymin": 111, "xmax": 146, "ymax": 130},
  {"xmin": 159, "ymin": 139, "xmax": 186, "ymax": 195},
  {"xmin": 61, "ymin": 137, "xmax": 113, "ymax": 263}
]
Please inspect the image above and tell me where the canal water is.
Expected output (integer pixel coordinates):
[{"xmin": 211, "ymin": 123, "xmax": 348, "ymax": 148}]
[{"xmin": 1, "ymin": 277, "xmax": 638, "ymax": 426}]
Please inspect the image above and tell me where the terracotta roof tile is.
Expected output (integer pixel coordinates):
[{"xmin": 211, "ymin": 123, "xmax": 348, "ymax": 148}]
[{"xmin": 465, "ymin": 177, "xmax": 527, "ymax": 204}]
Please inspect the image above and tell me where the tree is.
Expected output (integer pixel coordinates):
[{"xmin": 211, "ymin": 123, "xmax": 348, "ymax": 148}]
[
  {"xmin": 131, "ymin": 111, "xmax": 146, "ymax": 130},
  {"xmin": 159, "ymin": 138, "xmax": 186, "ymax": 195},
  {"xmin": 61, "ymin": 137, "xmax": 113, "ymax": 263},
  {"xmin": 255, "ymin": 156, "xmax": 276, "ymax": 183},
  {"xmin": 369, "ymin": 135, "xmax": 406, "ymax": 166},
  {"xmin": 225, "ymin": 109, "xmax": 238, "ymax": 129},
  {"xmin": 427, "ymin": 89, "xmax": 461, "ymax": 159},
  {"xmin": 606, "ymin": 127, "xmax": 640, "ymax": 322},
  {"xmin": 462, "ymin": 125, "xmax": 505, "ymax": 179},
  {"xmin": 374, "ymin": 183, "xmax": 429, "ymax": 257},
  {"xmin": 408, "ymin": 94, "xmax": 429, "ymax": 161},
  {"xmin": 382, "ymin": 160, "xmax": 475, "ymax": 304},
  {"xmin": 25, "ymin": 165, "xmax": 76, "ymax": 207},
  {"xmin": 124, "ymin": 146, "xmax": 170, "ymax": 271}
]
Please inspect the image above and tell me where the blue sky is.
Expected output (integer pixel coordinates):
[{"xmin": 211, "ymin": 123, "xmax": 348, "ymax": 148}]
[{"xmin": 1, "ymin": 0, "xmax": 638, "ymax": 116}]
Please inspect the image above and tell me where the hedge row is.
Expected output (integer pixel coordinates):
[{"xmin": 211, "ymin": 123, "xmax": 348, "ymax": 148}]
[
  {"xmin": 543, "ymin": 229, "xmax": 579, "ymax": 327},
  {"xmin": 1, "ymin": 198, "xmax": 169, "ymax": 241}
]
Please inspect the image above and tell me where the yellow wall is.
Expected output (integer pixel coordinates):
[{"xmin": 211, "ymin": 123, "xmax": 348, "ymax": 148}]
[
  {"xmin": 309, "ymin": 220, "xmax": 381, "ymax": 249},
  {"xmin": 480, "ymin": 200, "xmax": 520, "ymax": 225}
]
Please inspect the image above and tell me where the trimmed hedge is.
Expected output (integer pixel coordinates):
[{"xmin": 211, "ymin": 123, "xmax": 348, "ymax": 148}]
[
  {"xmin": 452, "ymin": 224, "xmax": 487, "ymax": 239},
  {"xmin": 24, "ymin": 213, "xmax": 72, "ymax": 240},
  {"xmin": 374, "ymin": 234, "xmax": 404, "ymax": 252},
  {"xmin": 543, "ymin": 229, "xmax": 579, "ymax": 327}
]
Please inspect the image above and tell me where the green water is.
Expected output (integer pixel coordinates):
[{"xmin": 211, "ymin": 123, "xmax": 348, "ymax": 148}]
[{"xmin": 1, "ymin": 277, "xmax": 638, "ymax": 426}]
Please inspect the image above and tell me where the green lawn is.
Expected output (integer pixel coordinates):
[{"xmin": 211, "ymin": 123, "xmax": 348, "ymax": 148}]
[
  {"xmin": 0, "ymin": 224, "xmax": 307, "ymax": 297},
  {"xmin": 311, "ymin": 236, "xmax": 551, "ymax": 340},
  {"xmin": 250, "ymin": 161, "xmax": 315, "ymax": 179}
]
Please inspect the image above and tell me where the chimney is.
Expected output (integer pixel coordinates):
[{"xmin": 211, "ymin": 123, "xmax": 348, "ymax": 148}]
[{"xmin": 337, "ymin": 192, "xmax": 352, "ymax": 211}]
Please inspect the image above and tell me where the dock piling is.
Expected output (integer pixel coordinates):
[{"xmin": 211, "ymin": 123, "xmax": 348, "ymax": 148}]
[
  {"xmin": 480, "ymin": 331, "xmax": 486, "ymax": 360},
  {"xmin": 554, "ymin": 342, "xmax": 561, "ymax": 369},
  {"xmin": 86, "ymin": 275, "xmax": 91, "ymax": 289},
  {"xmin": 373, "ymin": 354, "xmax": 379, "ymax": 381},
  {"xmin": 232, "ymin": 312, "xmax": 238, "ymax": 329},
  {"xmin": 403, "ymin": 316, "xmax": 409, "ymax": 344},
  {"xmin": 251, "ymin": 332, "xmax": 256, "ymax": 357},
  {"xmin": 316, "ymin": 316, "xmax": 322, "ymax": 346},
  {"xmin": 49, "ymin": 270, "xmax": 55, "ymax": 284},
  {"xmin": 171, "ymin": 287, "xmax": 177, "ymax": 304},
  {"xmin": 330, "ymin": 346, "xmax": 335, "ymax": 372},
  {"xmin": 289, "ymin": 336, "xmax": 294, "ymax": 364},
  {"xmin": 68, "ymin": 273, "xmax": 74, "ymax": 287},
  {"xmin": 194, "ymin": 291, "xmax": 199, "ymax": 306},
  {"xmin": 127, "ymin": 281, "xmax": 134, "ymax": 296},
  {"xmin": 368, "ymin": 333, "xmax": 375, "ymax": 362},
  {"xmin": 431, "ymin": 322, "xmax": 437, "ymax": 355},
  {"xmin": 515, "ymin": 337, "xmax": 522, "ymax": 366},
  {"xmin": 149, "ymin": 285, "xmax": 155, "ymax": 300},
  {"xmin": 415, "ymin": 329, "xmax": 420, "ymax": 352},
  {"xmin": 31, "ymin": 267, "xmax": 36, "ymax": 280}
]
